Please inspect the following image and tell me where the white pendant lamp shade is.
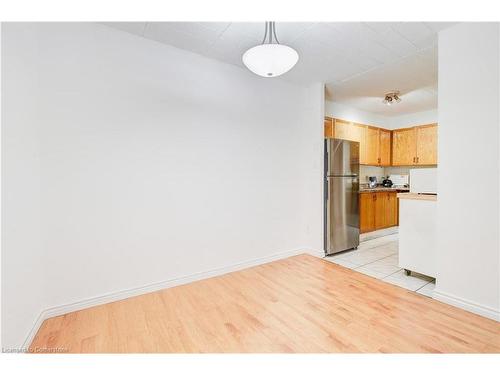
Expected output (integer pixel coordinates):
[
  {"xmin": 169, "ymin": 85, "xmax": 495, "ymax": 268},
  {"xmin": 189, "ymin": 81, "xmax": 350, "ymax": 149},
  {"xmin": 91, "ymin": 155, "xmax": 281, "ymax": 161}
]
[
  {"xmin": 243, "ymin": 44, "xmax": 299, "ymax": 77},
  {"xmin": 242, "ymin": 22, "xmax": 299, "ymax": 78}
]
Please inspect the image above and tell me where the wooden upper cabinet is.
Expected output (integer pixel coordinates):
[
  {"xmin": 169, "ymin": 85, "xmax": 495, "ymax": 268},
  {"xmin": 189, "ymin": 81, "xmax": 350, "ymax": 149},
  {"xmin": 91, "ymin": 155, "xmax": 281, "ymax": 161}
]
[
  {"xmin": 364, "ymin": 126, "xmax": 379, "ymax": 165},
  {"xmin": 326, "ymin": 117, "xmax": 437, "ymax": 166},
  {"xmin": 392, "ymin": 124, "xmax": 438, "ymax": 166},
  {"xmin": 362, "ymin": 126, "xmax": 391, "ymax": 166},
  {"xmin": 416, "ymin": 124, "xmax": 438, "ymax": 165},
  {"xmin": 392, "ymin": 127, "xmax": 417, "ymax": 166},
  {"xmin": 324, "ymin": 117, "xmax": 333, "ymax": 138},
  {"xmin": 378, "ymin": 129, "xmax": 392, "ymax": 166},
  {"xmin": 333, "ymin": 119, "xmax": 363, "ymax": 142}
]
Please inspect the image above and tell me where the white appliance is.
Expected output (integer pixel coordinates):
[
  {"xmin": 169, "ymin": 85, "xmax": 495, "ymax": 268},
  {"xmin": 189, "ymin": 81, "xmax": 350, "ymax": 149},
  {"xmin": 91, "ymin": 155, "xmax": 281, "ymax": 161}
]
[
  {"xmin": 410, "ymin": 168, "xmax": 437, "ymax": 194},
  {"xmin": 389, "ymin": 174, "xmax": 409, "ymax": 188}
]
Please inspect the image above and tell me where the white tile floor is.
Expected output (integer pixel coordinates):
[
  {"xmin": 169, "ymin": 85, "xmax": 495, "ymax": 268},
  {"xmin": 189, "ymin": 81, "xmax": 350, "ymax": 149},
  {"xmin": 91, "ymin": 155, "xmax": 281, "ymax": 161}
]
[{"xmin": 324, "ymin": 229, "xmax": 436, "ymax": 297}]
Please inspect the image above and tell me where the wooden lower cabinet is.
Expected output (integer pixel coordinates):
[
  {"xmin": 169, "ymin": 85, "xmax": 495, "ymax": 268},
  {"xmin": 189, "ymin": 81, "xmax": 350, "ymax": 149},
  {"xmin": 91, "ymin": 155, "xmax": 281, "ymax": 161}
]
[
  {"xmin": 360, "ymin": 191, "xmax": 398, "ymax": 233},
  {"xmin": 360, "ymin": 193, "xmax": 376, "ymax": 233},
  {"xmin": 384, "ymin": 192, "xmax": 398, "ymax": 227}
]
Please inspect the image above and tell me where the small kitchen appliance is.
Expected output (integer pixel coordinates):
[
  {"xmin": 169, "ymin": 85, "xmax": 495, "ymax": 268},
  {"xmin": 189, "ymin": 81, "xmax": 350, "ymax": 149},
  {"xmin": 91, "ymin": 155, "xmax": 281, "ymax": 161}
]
[
  {"xmin": 368, "ymin": 176, "xmax": 377, "ymax": 188},
  {"xmin": 382, "ymin": 177, "xmax": 393, "ymax": 187}
]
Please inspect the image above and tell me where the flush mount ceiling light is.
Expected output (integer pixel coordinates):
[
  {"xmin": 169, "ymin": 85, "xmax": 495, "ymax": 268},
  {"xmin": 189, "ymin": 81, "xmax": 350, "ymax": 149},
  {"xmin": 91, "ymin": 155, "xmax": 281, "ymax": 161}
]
[
  {"xmin": 242, "ymin": 22, "xmax": 299, "ymax": 78},
  {"xmin": 383, "ymin": 91, "xmax": 402, "ymax": 106}
]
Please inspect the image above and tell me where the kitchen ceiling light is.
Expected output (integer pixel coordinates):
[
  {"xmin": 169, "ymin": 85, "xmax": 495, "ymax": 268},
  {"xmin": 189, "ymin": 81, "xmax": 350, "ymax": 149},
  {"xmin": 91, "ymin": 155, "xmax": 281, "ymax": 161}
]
[
  {"xmin": 383, "ymin": 91, "xmax": 402, "ymax": 105},
  {"xmin": 242, "ymin": 22, "xmax": 299, "ymax": 78}
]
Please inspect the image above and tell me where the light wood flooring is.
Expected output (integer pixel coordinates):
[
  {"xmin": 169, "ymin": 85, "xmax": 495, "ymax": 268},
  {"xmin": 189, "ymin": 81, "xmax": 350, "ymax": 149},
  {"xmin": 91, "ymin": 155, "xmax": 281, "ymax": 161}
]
[{"xmin": 30, "ymin": 254, "xmax": 500, "ymax": 353}]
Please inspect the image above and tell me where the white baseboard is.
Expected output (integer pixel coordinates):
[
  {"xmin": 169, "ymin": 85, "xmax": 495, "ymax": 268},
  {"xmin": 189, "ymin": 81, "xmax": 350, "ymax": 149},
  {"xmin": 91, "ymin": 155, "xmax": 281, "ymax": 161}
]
[
  {"xmin": 23, "ymin": 247, "xmax": 323, "ymax": 349},
  {"xmin": 433, "ymin": 289, "xmax": 500, "ymax": 322}
]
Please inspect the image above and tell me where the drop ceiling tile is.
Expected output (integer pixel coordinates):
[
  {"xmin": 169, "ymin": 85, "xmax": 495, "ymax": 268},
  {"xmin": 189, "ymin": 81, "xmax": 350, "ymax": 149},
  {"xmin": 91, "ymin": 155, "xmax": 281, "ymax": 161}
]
[
  {"xmin": 144, "ymin": 23, "xmax": 218, "ymax": 55},
  {"xmin": 391, "ymin": 22, "xmax": 435, "ymax": 47},
  {"xmin": 100, "ymin": 22, "xmax": 146, "ymax": 36},
  {"xmin": 326, "ymin": 22, "xmax": 379, "ymax": 43},
  {"xmin": 323, "ymin": 23, "xmax": 400, "ymax": 64},
  {"xmin": 424, "ymin": 22, "xmax": 458, "ymax": 32},
  {"xmin": 363, "ymin": 22, "xmax": 397, "ymax": 34},
  {"xmin": 348, "ymin": 55, "xmax": 382, "ymax": 72},
  {"xmin": 222, "ymin": 22, "xmax": 265, "ymax": 40},
  {"xmin": 196, "ymin": 22, "xmax": 231, "ymax": 34},
  {"xmin": 293, "ymin": 24, "xmax": 349, "ymax": 52},
  {"xmin": 272, "ymin": 22, "xmax": 318, "ymax": 44},
  {"xmin": 356, "ymin": 39, "xmax": 399, "ymax": 64},
  {"xmin": 377, "ymin": 30, "xmax": 419, "ymax": 57},
  {"xmin": 147, "ymin": 22, "xmax": 222, "ymax": 40}
]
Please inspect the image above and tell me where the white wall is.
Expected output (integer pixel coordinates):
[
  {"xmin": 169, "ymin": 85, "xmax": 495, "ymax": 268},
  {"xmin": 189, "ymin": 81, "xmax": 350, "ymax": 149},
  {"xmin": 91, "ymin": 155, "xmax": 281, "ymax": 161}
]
[
  {"xmin": 324, "ymin": 101, "xmax": 389, "ymax": 127},
  {"xmin": 2, "ymin": 23, "xmax": 48, "ymax": 350},
  {"xmin": 435, "ymin": 22, "xmax": 500, "ymax": 320},
  {"xmin": 1, "ymin": 23, "xmax": 324, "ymax": 348},
  {"xmin": 325, "ymin": 101, "xmax": 437, "ymax": 129},
  {"xmin": 388, "ymin": 109, "xmax": 438, "ymax": 129}
]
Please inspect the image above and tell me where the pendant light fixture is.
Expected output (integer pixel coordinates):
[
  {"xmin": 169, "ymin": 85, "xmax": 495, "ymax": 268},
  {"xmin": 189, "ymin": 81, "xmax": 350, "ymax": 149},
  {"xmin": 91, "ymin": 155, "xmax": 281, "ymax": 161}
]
[{"xmin": 242, "ymin": 22, "xmax": 299, "ymax": 78}]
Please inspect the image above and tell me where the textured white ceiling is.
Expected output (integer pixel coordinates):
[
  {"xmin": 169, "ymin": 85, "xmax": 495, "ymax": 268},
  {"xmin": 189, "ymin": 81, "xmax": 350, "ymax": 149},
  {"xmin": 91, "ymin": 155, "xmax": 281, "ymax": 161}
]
[{"xmin": 101, "ymin": 22, "xmax": 456, "ymax": 116}]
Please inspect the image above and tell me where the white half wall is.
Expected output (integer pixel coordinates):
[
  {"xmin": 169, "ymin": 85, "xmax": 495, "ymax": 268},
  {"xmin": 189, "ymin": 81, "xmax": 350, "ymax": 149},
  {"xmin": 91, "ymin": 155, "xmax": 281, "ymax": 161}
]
[
  {"xmin": 1, "ymin": 23, "xmax": 324, "ymax": 348},
  {"xmin": 435, "ymin": 22, "xmax": 500, "ymax": 321}
]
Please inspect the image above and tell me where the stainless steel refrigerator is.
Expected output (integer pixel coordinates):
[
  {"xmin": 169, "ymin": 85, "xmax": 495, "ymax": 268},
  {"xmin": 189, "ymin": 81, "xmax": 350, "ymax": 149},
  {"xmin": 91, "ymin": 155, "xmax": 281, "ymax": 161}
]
[{"xmin": 324, "ymin": 139, "xmax": 360, "ymax": 255}]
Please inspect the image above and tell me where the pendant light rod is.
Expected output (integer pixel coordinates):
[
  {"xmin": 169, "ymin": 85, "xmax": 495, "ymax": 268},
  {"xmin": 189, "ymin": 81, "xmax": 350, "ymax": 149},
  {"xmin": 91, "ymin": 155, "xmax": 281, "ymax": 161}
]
[
  {"xmin": 261, "ymin": 21, "xmax": 280, "ymax": 45},
  {"xmin": 272, "ymin": 22, "xmax": 280, "ymax": 44},
  {"xmin": 262, "ymin": 22, "xmax": 268, "ymax": 44}
]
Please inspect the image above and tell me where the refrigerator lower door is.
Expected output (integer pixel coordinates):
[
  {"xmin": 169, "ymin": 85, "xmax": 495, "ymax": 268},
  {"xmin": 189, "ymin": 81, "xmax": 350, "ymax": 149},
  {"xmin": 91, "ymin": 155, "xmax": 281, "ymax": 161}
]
[{"xmin": 326, "ymin": 176, "xmax": 360, "ymax": 255}]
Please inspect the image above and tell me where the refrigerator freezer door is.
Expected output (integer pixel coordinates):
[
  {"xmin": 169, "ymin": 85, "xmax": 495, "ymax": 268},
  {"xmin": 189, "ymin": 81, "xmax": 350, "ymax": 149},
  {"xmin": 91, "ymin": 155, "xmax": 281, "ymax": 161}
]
[
  {"xmin": 327, "ymin": 139, "xmax": 360, "ymax": 177},
  {"xmin": 326, "ymin": 176, "xmax": 360, "ymax": 255}
]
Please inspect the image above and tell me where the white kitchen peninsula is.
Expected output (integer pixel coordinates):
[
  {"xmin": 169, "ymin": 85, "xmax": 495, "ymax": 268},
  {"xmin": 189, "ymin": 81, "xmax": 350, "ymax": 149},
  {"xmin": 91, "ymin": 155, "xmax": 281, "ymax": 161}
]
[{"xmin": 397, "ymin": 193, "xmax": 437, "ymax": 279}]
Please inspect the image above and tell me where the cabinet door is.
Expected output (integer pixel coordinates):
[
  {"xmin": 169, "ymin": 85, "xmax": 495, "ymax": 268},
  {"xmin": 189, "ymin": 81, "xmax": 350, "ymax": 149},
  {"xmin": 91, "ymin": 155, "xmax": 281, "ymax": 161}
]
[
  {"xmin": 384, "ymin": 192, "xmax": 398, "ymax": 227},
  {"xmin": 392, "ymin": 128, "xmax": 416, "ymax": 165},
  {"xmin": 374, "ymin": 192, "xmax": 386, "ymax": 229},
  {"xmin": 333, "ymin": 119, "xmax": 364, "ymax": 143},
  {"xmin": 324, "ymin": 117, "xmax": 333, "ymax": 138},
  {"xmin": 416, "ymin": 124, "xmax": 438, "ymax": 165},
  {"xmin": 378, "ymin": 129, "xmax": 392, "ymax": 166},
  {"xmin": 355, "ymin": 124, "xmax": 367, "ymax": 164},
  {"xmin": 360, "ymin": 193, "xmax": 375, "ymax": 233},
  {"xmin": 364, "ymin": 126, "xmax": 379, "ymax": 165}
]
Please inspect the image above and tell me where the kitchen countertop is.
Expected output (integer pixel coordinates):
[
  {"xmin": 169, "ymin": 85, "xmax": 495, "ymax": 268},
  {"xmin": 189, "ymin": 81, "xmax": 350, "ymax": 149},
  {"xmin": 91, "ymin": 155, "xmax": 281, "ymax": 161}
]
[
  {"xmin": 397, "ymin": 192, "xmax": 437, "ymax": 201},
  {"xmin": 359, "ymin": 186, "xmax": 410, "ymax": 193}
]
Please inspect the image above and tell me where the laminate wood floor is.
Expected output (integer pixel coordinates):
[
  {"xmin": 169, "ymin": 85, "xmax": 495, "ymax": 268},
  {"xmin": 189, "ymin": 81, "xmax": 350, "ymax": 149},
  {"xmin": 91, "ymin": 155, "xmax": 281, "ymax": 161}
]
[{"xmin": 30, "ymin": 254, "xmax": 500, "ymax": 353}]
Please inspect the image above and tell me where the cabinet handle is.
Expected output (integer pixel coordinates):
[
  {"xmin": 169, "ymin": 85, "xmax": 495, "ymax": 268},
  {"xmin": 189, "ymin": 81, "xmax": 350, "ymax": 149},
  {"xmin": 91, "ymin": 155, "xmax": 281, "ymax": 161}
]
[
  {"xmin": 378, "ymin": 157, "xmax": 381, "ymax": 164},
  {"xmin": 413, "ymin": 156, "xmax": 416, "ymax": 163},
  {"xmin": 416, "ymin": 156, "xmax": 419, "ymax": 163}
]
